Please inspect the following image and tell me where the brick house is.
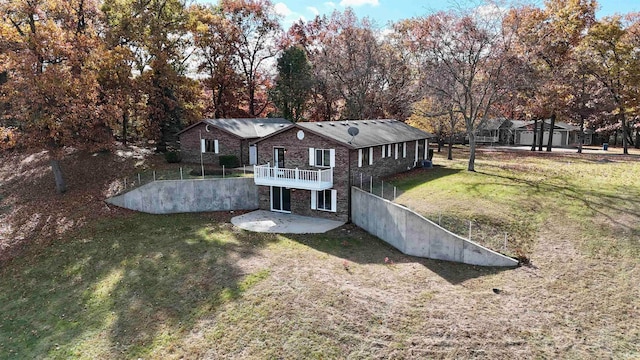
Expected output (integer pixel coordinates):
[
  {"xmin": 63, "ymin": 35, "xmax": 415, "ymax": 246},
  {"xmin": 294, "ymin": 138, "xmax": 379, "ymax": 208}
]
[
  {"xmin": 252, "ymin": 119, "xmax": 435, "ymax": 222},
  {"xmin": 178, "ymin": 118, "xmax": 291, "ymax": 166}
]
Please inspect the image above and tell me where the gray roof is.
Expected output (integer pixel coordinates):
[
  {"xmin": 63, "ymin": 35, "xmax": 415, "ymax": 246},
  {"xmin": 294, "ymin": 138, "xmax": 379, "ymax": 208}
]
[
  {"xmin": 510, "ymin": 119, "xmax": 582, "ymax": 131},
  {"xmin": 178, "ymin": 118, "xmax": 292, "ymax": 139},
  {"xmin": 508, "ymin": 120, "xmax": 530, "ymax": 129},
  {"xmin": 481, "ymin": 118, "xmax": 508, "ymax": 130},
  {"xmin": 295, "ymin": 119, "xmax": 434, "ymax": 149}
]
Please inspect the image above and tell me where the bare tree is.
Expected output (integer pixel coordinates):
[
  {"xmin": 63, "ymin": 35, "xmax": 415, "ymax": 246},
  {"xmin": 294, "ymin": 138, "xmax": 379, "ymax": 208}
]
[{"xmin": 399, "ymin": 6, "xmax": 517, "ymax": 171}]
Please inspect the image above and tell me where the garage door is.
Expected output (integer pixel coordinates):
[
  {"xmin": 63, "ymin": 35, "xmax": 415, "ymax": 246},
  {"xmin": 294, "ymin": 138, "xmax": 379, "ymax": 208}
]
[
  {"xmin": 542, "ymin": 131, "xmax": 563, "ymax": 147},
  {"xmin": 519, "ymin": 131, "xmax": 534, "ymax": 145}
]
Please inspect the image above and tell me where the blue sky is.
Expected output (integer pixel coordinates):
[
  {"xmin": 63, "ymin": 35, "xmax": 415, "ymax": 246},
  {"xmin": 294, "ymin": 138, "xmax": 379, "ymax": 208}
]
[{"xmin": 195, "ymin": 0, "xmax": 640, "ymax": 29}]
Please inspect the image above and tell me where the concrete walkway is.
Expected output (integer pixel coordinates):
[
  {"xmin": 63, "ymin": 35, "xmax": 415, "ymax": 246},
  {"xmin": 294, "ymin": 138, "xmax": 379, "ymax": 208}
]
[{"xmin": 231, "ymin": 210, "xmax": 345, "ymax": 234}]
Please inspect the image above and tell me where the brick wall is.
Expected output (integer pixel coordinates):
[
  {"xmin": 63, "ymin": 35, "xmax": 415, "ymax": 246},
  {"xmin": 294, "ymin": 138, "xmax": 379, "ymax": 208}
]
[
  {"xmin": 256, "ymin": 127, "xmax": 350, "ymax": 222},
  {"xmin": 179, "ymin": 123, "xmax": 251, "ymax": 165},
  {"xmin": 255, "ymin": 127, "xmax": 430, "ymax": 222},
  {"xmin": 348, "ymin": 139, "xmax": 428, "ymax": 182}
]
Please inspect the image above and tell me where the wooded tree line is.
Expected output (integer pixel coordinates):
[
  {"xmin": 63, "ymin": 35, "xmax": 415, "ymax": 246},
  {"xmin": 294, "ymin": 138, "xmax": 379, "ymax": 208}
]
[{"xmin": 1, "ymin": 0, "xmax": 639, "ymax": 178}]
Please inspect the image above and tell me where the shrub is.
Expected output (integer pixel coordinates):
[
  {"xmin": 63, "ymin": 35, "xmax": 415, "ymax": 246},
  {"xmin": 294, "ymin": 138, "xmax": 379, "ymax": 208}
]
[
  {"xmin": 165, "ymin": 151, "xmax": 182, "ymax": 163},
  {"xmin": 219, "ymin": 155, "xmax": 239, "ymax": 168}
]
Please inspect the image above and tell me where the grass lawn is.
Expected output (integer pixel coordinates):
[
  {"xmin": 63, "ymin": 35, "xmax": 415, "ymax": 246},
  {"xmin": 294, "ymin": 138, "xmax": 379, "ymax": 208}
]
[
  {"xmin": 390, "ymin": 149, "xmax": 640, "ymax": 259},
  {"xmin": 1, "ymin": 149, "xmax": 638, "ymax": 359}
]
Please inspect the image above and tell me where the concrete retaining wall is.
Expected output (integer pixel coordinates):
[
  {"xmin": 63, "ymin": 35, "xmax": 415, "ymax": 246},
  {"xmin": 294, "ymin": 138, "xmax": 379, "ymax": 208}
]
[
  {"xmin": 106, "ymin": 178, "xmax": 259, "ymax": 214},
  {"xmin": 351, "ymin": 187, "xmax": 518, "ymax": 267}
]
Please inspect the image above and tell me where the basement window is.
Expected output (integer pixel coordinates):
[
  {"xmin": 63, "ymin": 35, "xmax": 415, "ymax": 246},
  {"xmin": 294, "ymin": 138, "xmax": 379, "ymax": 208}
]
[{"xmin": 311, "ymin": 189, "xmax": 337, "ymax": 212}]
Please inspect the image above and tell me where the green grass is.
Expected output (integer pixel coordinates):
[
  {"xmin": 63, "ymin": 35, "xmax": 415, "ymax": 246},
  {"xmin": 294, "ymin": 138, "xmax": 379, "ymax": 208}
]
[
  {"xmin": 1, "ymin": 149, "xmax": 639, "ymax": 359},
  {"xmin": 0, "ymin": 214, "xmax": 279, "ymax": 359},
  {"xmin": 390, "ymin": 151, "xmax": 640, "ymax": 258}
]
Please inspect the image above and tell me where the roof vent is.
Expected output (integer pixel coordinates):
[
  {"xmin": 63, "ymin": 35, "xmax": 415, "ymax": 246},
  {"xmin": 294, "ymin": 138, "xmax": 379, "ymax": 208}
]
[
  {"xmin": 329, "ymin": 123, "xmax": 335, "ymax": 126},
  {"xmin": 363, "ymin": 121, "xmax": 368, "ymax": 125},
  {"xmin": 258, "ymin": 123, "xmax": 265, "ymax": 127},
  {"xmin": 278, "ymin": 124, "xmax": 285, "ymax": 127},
  {"xmin": 316, "ymin": 123, "xmax": 323, "ymax": 127}
]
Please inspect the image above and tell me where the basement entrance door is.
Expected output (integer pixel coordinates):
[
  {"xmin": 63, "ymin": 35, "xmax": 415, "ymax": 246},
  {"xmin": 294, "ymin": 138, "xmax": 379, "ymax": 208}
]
[{"xmin": 271, "ymin": 186, "xmax": 291, "ymax": 213}]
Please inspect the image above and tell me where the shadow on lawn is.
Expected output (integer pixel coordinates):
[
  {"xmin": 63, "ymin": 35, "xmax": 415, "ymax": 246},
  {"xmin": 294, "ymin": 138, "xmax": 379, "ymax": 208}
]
[
  {"xmin": 0, "ymin": 212, "xmax": 279, "ymax": 359},
  {"xmin": 381, "ymin": 166, "xmax": 464, "ymax": 191},
  {"xmin": 286, "ymin": 225, "xmax": 511, "ymax": 285},
  {"xmin": 475, "ymin": 167, "xmax": 640, "ymax": 230}
]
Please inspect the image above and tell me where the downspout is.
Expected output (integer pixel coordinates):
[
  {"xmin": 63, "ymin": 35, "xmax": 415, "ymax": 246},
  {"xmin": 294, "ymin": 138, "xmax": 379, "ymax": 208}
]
[{"xmin": 348, "ymin": 148, "xmax": 352, "ymax": 224}]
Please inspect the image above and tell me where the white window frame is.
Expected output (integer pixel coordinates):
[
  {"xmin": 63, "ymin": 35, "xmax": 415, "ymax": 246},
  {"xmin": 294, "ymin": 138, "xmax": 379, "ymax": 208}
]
[
  {"xmin": 382, "ymin": 144, "xmax": 392, "ymax": 158},
  {"xmin": 311, "ymin": 189, "xmax": 337, "ymax": 212},
  {"xmin": 402, "ymin": 142, "xmax": 407, "ymax": 158},
  {"xmin": 203, "ymin": 139, "xmax": 219, "ymax": 154},
  {"xmin": 394, "ymin": 143, "xmax": 399, "ymax": 160},
  {"xmin": 312, "ymin": 148, "xmax": 335, "ymax": 168},
  {"xmin": 358, "ymin": 147, "xmax": 373, "ymax": 167}
]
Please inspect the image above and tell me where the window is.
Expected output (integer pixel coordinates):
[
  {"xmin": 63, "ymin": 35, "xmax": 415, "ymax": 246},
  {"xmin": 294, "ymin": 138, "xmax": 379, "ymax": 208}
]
[
  {"xmin": 381, "ymin": 144, "xmax": 392, "ymax": 158},
  {"xmin": 363, "ymin": 147, "xmax": 370, "ymax": 165},
  {"xmin": 358, "ymin": 147, "xmax": 374, "ymax": 167},
  {"xmin": 402, "ymin": 142, "xmax": 407, "ymax": 158},
  {"xmin": 309, "ymin": 148, "xmax": 335, "ymax": 167},
  {"xmin": 311, "ymin": 189, "xmax": 337, "ymax": 212},
  {"xmin": 202, "ymin": 139, "xmax": 219, "ymax": 153},
  {"xmin": 316, "ymin": 149, "xmax": 331, "ymax": 167}
]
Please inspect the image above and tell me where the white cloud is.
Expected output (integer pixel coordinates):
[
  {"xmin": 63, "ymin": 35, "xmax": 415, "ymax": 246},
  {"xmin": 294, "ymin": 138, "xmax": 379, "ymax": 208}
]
[
  {"xmin": 274, "ymin": 2, "xmax": 293, "ymax": 17},
  {"xmin": 274, "ymin": 2, "xmax": 307, "ymax": 30},
  {"xmin": 307, "ymin": 6, "xmax": 319, "ymax": 15},
  {"xmin": 324, "ymin": 2, "xmax": 336, "ymax": 9},
  {"xmin": 339, "ymin": 0, "xmax": 379, "ymax": 7}
]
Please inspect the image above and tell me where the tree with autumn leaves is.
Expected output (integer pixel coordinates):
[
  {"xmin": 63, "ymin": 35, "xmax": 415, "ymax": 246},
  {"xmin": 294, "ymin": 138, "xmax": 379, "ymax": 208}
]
[
  {"xmin": 1, "ymin": 0, "xmax": 115, "ymax": 193},
  {"xmin": 2, "ymin": 0, "xmax": 640, "ymax": 195}
]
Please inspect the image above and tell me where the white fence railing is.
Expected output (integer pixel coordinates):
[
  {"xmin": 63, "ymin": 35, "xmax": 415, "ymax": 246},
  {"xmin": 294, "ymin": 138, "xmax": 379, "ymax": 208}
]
[{"xmin": 253, "ymin": 164, "xmax": 333, "ymax": 190}]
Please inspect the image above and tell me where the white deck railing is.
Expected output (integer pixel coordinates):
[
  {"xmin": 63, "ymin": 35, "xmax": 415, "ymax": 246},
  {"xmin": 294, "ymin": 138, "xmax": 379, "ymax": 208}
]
[{"xmin": 253, "ymin": 164, "xmax": 333, "ymax": 191}]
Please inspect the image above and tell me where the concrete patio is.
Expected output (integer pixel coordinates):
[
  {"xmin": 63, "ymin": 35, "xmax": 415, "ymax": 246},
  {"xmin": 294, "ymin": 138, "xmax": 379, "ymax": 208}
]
[{"xmin": 231, "ymin": 210, "xmax": 345, "ymax": 234}]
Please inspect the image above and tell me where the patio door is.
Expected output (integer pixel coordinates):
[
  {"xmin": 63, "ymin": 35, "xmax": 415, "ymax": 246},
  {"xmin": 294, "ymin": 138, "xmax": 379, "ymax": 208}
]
[
  {"xmin": 249, "ymin": 145, "xmax": 257, "ymax": 165},
  {"xmin": 274, "ymin": 147, "xmax": 285, "ymax": 168},
  {"xmin": 271, "ymin": 186, "xmax": 291, "ymax": 213}
]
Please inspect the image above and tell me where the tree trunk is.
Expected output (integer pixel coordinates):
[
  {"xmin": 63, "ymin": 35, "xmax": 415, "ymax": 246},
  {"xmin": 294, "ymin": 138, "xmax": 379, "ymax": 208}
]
[
  {"xmin": 621, "ymin": 112, "xmax": 629, "ymax": 155},
  {"xmin": 546, "ymin": 113, "xmax": 555, "ymax": 152},
  {"xmin": 577, "ymin": 115, "xmax": 585, "ymax": 154},
  {"xmin": 122, "ymin": 112, "xmax": 128, "ymax": 146},
  {"xmin": 538, "ymin": 118, "xmax": 545, "ymax": 151},
  {"xmin": 635, "ymin": 128, "xmax": 639, "ymax": 149},
  {"xmin": 448, "ymin": 134, "xmax": 453, "ymax": 160},
  {"xmin": 467, "ymin": 132, "xmax": 476, "ymax": 171},
  {"xmin": 613, "ymin": 130, "xmax": 618, "ymax": 146},
  {"xmin": 51, "ymin": 159, "xmax": 67, "ymax": 194},
  {"xmin": 437, "ymin": 130, "xmax": 443, "ymax": 152},
  {"xmin": 625, "ymin": 127, "xmax": 633, "ymax": 150},
  {"xmin": 531, "ymin": 118, "xmax": 538, "ymax": 151}
]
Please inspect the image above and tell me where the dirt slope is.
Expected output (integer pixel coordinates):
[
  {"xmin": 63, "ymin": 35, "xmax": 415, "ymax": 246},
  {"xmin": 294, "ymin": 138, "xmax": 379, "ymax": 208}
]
[{"xmin": 0, "ymin": 146, "xmax": 164, "ymax": 263}]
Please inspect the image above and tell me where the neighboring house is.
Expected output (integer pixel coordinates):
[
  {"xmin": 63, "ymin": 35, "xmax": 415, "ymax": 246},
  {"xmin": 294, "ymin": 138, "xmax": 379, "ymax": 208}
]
[
  {"xmin": 473, "ymin": 119, "xmax": 593, "ymax": 147},
  {"xmin": 178, "ymin": 118, "xmax": 292, "ymax": 166},
  {"xmin": 512, "ymin": 119, "xmax": 593, "ymax": 147},
  {"xmin": 252, "ymin": 119, "xmax": 435, "ymax": 222}
]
